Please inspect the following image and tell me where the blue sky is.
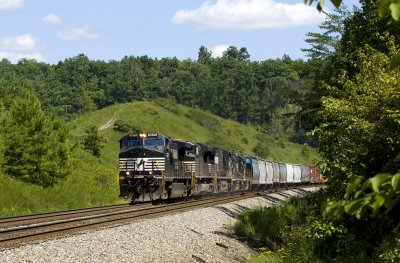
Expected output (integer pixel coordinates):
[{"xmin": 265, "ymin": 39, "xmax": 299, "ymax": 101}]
[{"xmin": 0, "ymin": 0, "xmax": 338, "ymax": 64}]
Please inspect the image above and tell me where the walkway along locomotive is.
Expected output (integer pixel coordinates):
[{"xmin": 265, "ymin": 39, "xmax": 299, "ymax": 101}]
[{"xmin": 118, "ymin": 133, "xmax": 322, "ymax": 203}]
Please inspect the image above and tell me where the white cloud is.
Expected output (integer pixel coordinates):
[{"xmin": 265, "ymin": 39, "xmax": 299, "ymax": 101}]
[
  {"xmin": 172, "ymin": 0, "xmax": 325, "ymax": 30},
  {"xmin": 0, "ymin": 0, "xmax": 23, "ymax": 10},
  {"xmin": 0, "ymin": 51, "xmax": 45, "ymax": 63},
  {"xmin": 43, "ymin": 13, "xmax": 61, "ymax": 24},
  {"xmin": 211, "ymin": 44, "xmax": 230, "ymax": 57},
  {"xmin": 0, "ymin": 34, "xmax": 38, "ymax": 51},
  {"xmin": 57, "ymin": 25, "xmax": 100, "ymax": 41},
  {"xmin": 0, "ymin": 34, "xmax": 45, "ymax": 63}
]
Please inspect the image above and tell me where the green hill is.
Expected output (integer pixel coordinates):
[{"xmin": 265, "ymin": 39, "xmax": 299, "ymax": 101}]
[{"xmin": 0, "ymin": 100, "xmax": 318, "ymax": 217}]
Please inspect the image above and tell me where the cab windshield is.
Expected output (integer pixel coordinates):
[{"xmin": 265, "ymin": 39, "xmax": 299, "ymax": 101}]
[
  {"xmin": 122, "ymin": 138, "xmax": 164, "ymax": 148},
  {"xmin": 144, "ymin": 138, "xmax": 164, "ymax": 147},
  {"xmin": 122, "ymin": 139, "xmax": 141, "ymax": 148}
]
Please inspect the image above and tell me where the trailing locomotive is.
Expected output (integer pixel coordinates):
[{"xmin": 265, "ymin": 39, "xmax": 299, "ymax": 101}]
[{"xmin": 118, "ymin": 133, "xmax": 322, "ymax": 203}]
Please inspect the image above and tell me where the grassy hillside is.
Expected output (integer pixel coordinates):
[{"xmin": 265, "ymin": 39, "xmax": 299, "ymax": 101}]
[{"xmin": 0, "ymin": 99, "xmax": 318, "ymax": 217}]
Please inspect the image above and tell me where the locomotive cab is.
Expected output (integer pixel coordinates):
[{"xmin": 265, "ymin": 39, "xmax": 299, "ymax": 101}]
[{"xmin": 118, "ymin": 133, "xmax": 170, "ymax": 202}]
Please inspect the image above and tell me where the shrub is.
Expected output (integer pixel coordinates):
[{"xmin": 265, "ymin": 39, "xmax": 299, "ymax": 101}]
[
  {"xmin": 374, "ymin": 226, "xmax": 400, "ymax": 263},
  {"xmin": 234, "ymin": 189, "xmax": 372, "ymax": 262},
  {"xmin": 186, "ymin": 108, "xmax": 220, "ymax": 130},
  {"xmin": 153, "ymin": 98, "xmax": 180, "ymax": 115},
  {"xmin": 113, "ymin": 119, "xmax": 142, "ymax": 134},
  {"xmin": 234, "ymin": 201, "xmax": 300, "ymax": 249},
  {"xmin": 252, "ymin": 142, "xmax": 270, "ymax": 158},
  {"xmin": 301, "ymin": 143, "xmax": 310, "ymax": 158},
  {"xmin": 113, "ymin": 119, "xmax": 131, "ymax": 133},
  {"xmin": 82, "ymin": 125, "xmax": 106, "ymax": 157},
  {"xmin": 278, "ymin": 139, "xmax": 286, "ymax": 149}
]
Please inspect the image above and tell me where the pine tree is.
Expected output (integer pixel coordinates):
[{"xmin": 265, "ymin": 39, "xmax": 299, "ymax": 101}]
[{"xmin": 0, "ymin": 90, "xmax": 69, "ymax": 187}]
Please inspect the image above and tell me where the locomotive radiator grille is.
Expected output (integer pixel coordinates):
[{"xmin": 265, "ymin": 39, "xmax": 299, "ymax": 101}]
[
  {"xmin": 119, "ymin": 157, "xmax": 165, "ymax": 171},
  {"xmin": 183, "ymin": 161, "xmax": 196, "ymax": 173}
]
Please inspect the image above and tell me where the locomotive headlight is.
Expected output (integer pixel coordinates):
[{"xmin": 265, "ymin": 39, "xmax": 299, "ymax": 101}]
[
  {"xmin": 126, "ymin": 171, "xmax": 130, "ymax": 175},
  {"xmin": 139, "ymin": 133, "xmax": 147, "ymax": 138}
]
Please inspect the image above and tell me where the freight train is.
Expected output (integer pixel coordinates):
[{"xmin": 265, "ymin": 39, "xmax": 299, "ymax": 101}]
[{"xmin": 118, "ymin": 133, "xmax": 322, "ymax": 203}]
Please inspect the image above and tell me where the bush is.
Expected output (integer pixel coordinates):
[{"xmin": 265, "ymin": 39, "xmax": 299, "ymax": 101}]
[
  {"xmin": 113, "ymin": 119, "xmax": 131, "ymax": 133},
  {"xmin": 374, "ymin": 226, "xmax": 400, "ymax": 263},
  {"xmin": 234, "ymin": 200, "xmax": 302, "ymax": 249},
  {"xmin": 82, "ymin": 125, "xmax": 106, "ymax": 157},
  {"xmin": 252, "ymin": 142, "xmax": 270, "ymax": 159},
  {"xmin": 301, "ymin": 143, "xmax": 310, "ymax": 158},
  {"xmin": 205, "ymin": 126, "xmax": 244, "ymax": 153},
  {"xmin": 153, "ymin": 97, "xmax": 180, "ymax": 115},
  {"xmin": 234, "ymin": 190, "xmax": 371, "ymax": 262},
  {"xmin": 113, "ymin": 119, "xmax": 142, "ymax": 134},
  {"xmin": 186, "ymin": 108, "xmax": 220, "ymax": 130}
]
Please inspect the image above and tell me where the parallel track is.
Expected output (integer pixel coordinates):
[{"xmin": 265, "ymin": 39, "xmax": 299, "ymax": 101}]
[
  {"xmin": 0, "ymin": 185, "xmax": 317, "ymax": 249},
  {"xmin": 0, "ymin": 203, "xmax": 151, "ymax": 229}
]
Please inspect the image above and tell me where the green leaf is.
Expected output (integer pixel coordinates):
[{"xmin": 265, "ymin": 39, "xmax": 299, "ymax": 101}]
[
  {"xmin": 344, "ymin": 199, "xmax": 365, "ymax": 216},
  {"xmin": 389, "ymin": 53, "xmax": 400, "ymax": 69},
  {"xmin": 323, "ymin": 201, "xmax": 345, "ymax": 218},
  {"xmin": 369, "ymin": 194, "xmax": 386, "ymax": 214},
  {"xmin": 360, "ymin": 179, "xmax": 371, "ymax": 191},
  {"xmin": 386, "ymin": 196, "xmax": 400, "ymax": 214},
  {"xmin": 390, "ymin": 1, "xmax": 400, "ymax": 20},
  {"xmin": 379, "ymin": 0, "xmax": 391, "ymax": 17},
  {"xmin": 330, "ymin": 0, "xmax": 341, "ymax": 8},
  {"xmin": 304, "ymin": 0, "xmax": 315, "ymax": 5},
  {"xmin": 354, "ymin": 189, "xmax": 364, "ymax": 199},
  {"xmin": 392, "ymin": 173, "xmax": 400, "ymax": 192},
  {"xmin": 370, "ymin": 173, "xmax": 389, "ymax": 192},
  {"xmin": 317, "ymin": 0, "xmax": 324, "ymax": 12},
  {"xmin": 345, "ymin": 176, "xmax": 365, "ymax": 198}
]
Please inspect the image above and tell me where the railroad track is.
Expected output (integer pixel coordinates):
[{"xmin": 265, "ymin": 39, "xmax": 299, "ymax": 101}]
[
  {"xmin": 0, "ymin": 203, "xmax": 151, "ymax": 229},
  {"xmin": 0, "ymin": 186, "xmax": 316, "ymax": 249}
]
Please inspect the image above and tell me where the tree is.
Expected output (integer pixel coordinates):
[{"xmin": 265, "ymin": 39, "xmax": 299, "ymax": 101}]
[
  {"xmin": 302, "ymin": 6, "xmax": 349, "ymax": 61},
  {"xmin": 223, "ymin": 46, "xmax": 240, "ymax": 60},
  {"xmin": 294, "ymin": 6, "xmax": 350, "ymax": 143},
  {"xmin": 314, "ymin": 45, "xmax": 400, "ymax": 216},
  {"xmin": 83, "ymin": 125, "xmax": 106, "ymax": 157},
  {"xmin": 306, "ymin": 0, "xmax": 400, "ymax": 21},
  {"xmin": 239, "ymin": 47, "xmax": 250, "ymax": 62},
  {"xmin": 197, "ymin": 46, "xmax": 212, "ymax": 64},
  {"xmin": 222, "ymin": 46, "xmax": 251, "ymax": 61},
  {"xmin": 0, "ymin": 90, "xmax": 69, "ymax": 187},
  {"xmin": 305, "ymin": 0, "xmax": 400, "ymax": 68}
]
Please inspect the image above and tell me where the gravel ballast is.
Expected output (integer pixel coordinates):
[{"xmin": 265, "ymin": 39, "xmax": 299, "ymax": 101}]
[{"xmin": 0, "ymin": 187, "xmax": 320, "ymax": 263}]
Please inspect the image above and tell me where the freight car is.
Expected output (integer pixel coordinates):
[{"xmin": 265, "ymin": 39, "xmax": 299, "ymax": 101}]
[{"xmin": 118, "ymin": 133, "xmax": 321, "ymax": 203}]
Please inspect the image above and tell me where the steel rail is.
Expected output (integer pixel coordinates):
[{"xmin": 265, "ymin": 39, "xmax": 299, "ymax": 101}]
[{"xmin": 0, "ymin": 203, "xmax": 150, "ymax": 229}]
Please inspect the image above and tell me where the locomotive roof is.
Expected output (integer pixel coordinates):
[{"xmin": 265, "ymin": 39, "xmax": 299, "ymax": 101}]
[{"xmin": 119, "ymin": 133, "xmax": 169, "ymax": 142}]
